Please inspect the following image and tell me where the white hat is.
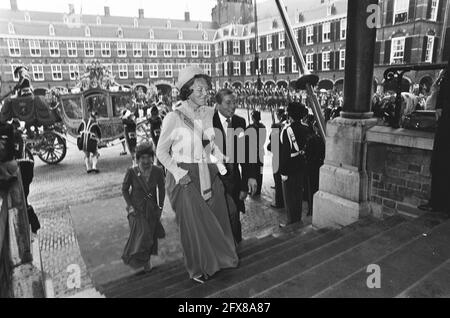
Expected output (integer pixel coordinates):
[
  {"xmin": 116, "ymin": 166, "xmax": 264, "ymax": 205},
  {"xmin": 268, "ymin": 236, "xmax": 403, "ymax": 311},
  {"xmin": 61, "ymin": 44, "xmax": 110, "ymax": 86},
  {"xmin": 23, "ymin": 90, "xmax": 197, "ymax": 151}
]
[
  {"xmin": 176, "ymin": 66, "xmax": 209, "ymax": 90},
  {"xmin": 121, "ymin": 109, "xmax": 132, "ymax": 119}
]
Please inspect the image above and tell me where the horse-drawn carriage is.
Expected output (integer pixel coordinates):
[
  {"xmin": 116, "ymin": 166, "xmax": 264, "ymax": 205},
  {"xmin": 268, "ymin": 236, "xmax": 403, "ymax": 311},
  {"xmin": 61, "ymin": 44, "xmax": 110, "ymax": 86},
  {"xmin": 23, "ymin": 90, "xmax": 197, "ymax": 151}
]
[{"xmin": 0, "ymin": 63, "xmax": 155, "ymax": 165}]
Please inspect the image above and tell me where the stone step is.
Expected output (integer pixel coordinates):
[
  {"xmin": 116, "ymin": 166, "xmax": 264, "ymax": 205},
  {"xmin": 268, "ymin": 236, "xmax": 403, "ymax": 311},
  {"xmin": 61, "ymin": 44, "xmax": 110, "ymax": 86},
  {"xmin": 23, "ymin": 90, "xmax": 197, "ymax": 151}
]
[
  {"xmin": 397, "ymin": 258, "xmax": 450, "ymax": 298},
  {"xmin": 163, "ymin": 216, "xmax": 397, "ymax": 298},
  {"xmin": 210, "ymin": 215, "xmax": 406, "ymax": 298},
  {"xmin": 254, "ymin": 213, "xmax": 444, "ymax": 298},
  {"xmin": 100, "ymin": 234, "xmax": 280, "ymax": 296},
  {"xmin": 314, "ymin": 214, "xmax": 450, "ymax": 298},
  {"xmin": 107, "ymin": 225, "xmax": 323, "ymax": 298}
]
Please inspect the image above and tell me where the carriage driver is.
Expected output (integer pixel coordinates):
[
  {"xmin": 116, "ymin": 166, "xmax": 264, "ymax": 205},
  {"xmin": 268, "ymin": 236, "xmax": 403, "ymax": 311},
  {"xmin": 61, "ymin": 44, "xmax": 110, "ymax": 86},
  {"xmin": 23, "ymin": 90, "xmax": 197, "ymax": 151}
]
[
  {"xmin": 13, "ymin": 65, "xmax": 33, "ymax": 97},
  {"xmin": 77, "ymin": 110, "xmax": 102, "ymax": 174}
]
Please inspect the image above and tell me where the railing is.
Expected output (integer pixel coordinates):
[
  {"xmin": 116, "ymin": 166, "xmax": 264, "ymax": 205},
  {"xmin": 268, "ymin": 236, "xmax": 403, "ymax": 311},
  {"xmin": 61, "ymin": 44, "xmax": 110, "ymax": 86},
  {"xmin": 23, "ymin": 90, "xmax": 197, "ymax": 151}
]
[
  {"xmin": 0, "ymin": 163, "xmax": 41, "ymax": 298},
  {"xmin": 383, "ymin": 63, "xmax": 447, "ymax": 128}
]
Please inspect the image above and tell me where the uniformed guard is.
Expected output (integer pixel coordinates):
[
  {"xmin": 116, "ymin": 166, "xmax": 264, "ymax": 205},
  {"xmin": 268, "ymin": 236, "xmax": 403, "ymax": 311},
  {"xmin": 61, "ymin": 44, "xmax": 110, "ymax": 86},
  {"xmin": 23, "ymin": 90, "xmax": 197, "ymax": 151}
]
[
  {"xmin": 77, "ymin": 111, "xmax": 102, "ymax": 174},
  {"xmin": 121, "ymin": 109, "xmax": 137, "ymax": 166},
  {"xmin": 279, "ymin": 102, "xmax": 310, "ymax": 227}
]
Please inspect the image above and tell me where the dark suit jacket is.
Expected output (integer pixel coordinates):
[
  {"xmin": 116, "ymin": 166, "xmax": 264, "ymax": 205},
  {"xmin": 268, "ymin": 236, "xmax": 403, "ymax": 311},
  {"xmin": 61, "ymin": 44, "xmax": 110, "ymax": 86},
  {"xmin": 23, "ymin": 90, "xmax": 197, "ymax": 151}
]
[
  {"xmin": 213, "ymin": 111, "xmax": 258, "ymax": 213},
  {"xmin": 279, "ymin": 121, "xmax": 310, "ymax": 177}
]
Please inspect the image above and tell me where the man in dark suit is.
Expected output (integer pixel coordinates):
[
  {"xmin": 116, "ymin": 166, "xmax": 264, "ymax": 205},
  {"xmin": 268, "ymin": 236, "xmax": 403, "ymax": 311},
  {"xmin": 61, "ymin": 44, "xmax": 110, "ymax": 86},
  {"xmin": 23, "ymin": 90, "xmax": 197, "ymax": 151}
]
[
  {"xmin": 419, "ymin": 58, "xmax": 450, "ymax": 214},
  {"xmin": 213, "ymin": 88, "xmax": 258, "ymax": 244},
  {"xmin": 279, "ymin": 102, "xmax": 310, "ymax": 227},
  {"xmin": 246, "ymin": 110, "xmax": 266, "ymax": 196}
]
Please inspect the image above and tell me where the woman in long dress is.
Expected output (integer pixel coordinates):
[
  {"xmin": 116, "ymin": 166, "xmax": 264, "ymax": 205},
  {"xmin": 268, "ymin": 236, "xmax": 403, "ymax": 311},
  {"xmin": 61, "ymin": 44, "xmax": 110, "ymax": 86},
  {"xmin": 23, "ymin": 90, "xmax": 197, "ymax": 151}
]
[
  {"xmin": 156, "ymin": 66, "xmax": 238, "ymax": 284},
  {"xmin": 122, "ymin": 143, "xmax": 165, "ymax": 272}
]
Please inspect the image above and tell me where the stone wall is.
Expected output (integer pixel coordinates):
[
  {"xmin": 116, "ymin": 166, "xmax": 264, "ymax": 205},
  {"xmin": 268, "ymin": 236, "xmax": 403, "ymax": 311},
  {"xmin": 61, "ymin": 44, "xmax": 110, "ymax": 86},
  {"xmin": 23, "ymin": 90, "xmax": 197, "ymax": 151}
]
[{"xmin": 366, "ymin": 126, "xmax": 434, "ymax": 218}]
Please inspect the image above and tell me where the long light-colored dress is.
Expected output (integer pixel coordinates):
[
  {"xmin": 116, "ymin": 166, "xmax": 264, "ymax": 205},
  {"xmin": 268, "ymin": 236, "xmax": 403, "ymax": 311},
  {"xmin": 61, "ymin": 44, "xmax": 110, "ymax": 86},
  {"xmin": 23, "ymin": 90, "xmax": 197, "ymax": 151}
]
[{"xmin": 156, "ymin": 101, "xmax": 238, "ymax": 279}]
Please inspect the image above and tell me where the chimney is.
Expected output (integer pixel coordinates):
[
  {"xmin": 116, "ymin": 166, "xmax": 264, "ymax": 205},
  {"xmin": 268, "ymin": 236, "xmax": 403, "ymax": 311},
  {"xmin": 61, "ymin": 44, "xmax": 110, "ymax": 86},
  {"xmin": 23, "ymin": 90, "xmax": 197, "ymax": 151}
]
[
  {"xmin": 104, "ymin": 6, "xmax": 110, "ymax": 17},
  {"xmin": 10, "ymin": 0, "xmax": 18, "ymax": 11},
  {"xmin": 138, "ymin": 8, "xmax": 144, "ymax": 19},
  {"xmin": 185, "ymin": 11, "xmax": 190, "ymax": 22},
  {"xmin": 69, "ymin": 4, "xmax": 75, "ymax": 14}
]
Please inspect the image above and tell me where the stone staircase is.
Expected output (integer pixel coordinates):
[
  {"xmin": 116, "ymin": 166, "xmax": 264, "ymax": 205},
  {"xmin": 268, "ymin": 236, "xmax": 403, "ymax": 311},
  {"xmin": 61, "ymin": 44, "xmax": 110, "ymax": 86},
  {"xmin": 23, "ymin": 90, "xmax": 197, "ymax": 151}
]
[{"xmin": 98, "ymin": 212, "xmax": 450, "ymax": 298}]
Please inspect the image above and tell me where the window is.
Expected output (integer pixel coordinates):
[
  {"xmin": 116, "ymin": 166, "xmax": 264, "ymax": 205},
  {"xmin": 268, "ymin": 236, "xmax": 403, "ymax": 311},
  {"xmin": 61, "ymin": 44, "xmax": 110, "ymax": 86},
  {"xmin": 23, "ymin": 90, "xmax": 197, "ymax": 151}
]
[
  {"xmin": 394, "ymin": 0, "xmax": 409, "ymax": 24},
  {"xmin": 224, "ymin": 62, "xmax": 228, "ymax": 76},
  {"xmin": 8, "ymin": 23, "xmax": 15, "ymax": 34},
  {"xmin": 164, "ymin": 64, "xmax": 172, "ymax": 77},
  {"xmin": 267, "ymin": 58, "xmax": 273, "ymax": 74},
  {"xmin": 178, "ymin": 44, "xmax": 186, "ymax": 57},
  {"xmin": 306, "ymin": 26, "xmax": 314, "ymax": 45},
  {"xmin": 216, "ymin": 63, "xmax": 221, "ymax": 76},
  {"xmin": 267, "ymin": 35, "xmax": 272, "ymax": 51},
  {"xmin": 340, "ymin": 49, "xmax": 346, "ymax": 69},
  {"xmin": 149, "ymin": 64, "xmax": 158, "ymax": 78},
  {"xmin": 149, "ymin": 29, "xmax": 154, "ymax": 39},
  {"xmin": 101, "ymin": 42, "xmax": 111, "ymax": 57},
  {"xmin": 204, "ymin": 63, "xmax": 211, "ymax": 76},
  {"xmin": 84, "ymin": 42, "xmax": 94, "ymax": 57},
  {"xmin": 245, "ymin": 40, "xmax": 250, "ymax": 54},
  {"xmin": 430, "ymin": 0, "xmax": 439, "ymax": 21},
  {"xmin": 224, "ymin": 41, "xmax": 228, "ymax": 56},
  {"xmin": 67, "ymin": 41, "xmax": 77, "ymax": 57},
  {"xmin": 49, "ymin": 24, "xmax": 55, "ymax": 36},
  {"xmin": 51, "ymin": 64, "xmax": 62, "ymax": 81},
  {"xmin": 233, "ymin": 61, "xmax": 240, "ymax": 76},
  {"xmin": 425, "ymin": 36, "xmax": 435, "ymax": 63},
  {"xmin": 104, "ymin": 64, "xmax": 113, "ymax": 75},
  {"xmin": 246, "ymin": 61, "xmax": 251, "ymax": 75},
  {"xmin": 178, "ymin": 30, "xmax": 183, "ymax": 40},
  {"xmin": 49, "ymin": 41, "xmax": 60, "ymax": 57},
  {"xmin": 166, "ymin": 20, "xmax": 171, "ymax": 28},
  {"xmin": 178, "ymin": 63, "xmax": 186, "ymax": 72},
  {"xmin": 322, "ymin": 51, "xmax": 331, "ymax": 70},
  {"xmin": 233, "ymin": 40, "xmax": 240, "ymax": 54},
  {"xmin": 63, "ymin": 15, "xmax": 68, "ymax": 24},
  {"xmin": 24, "ymin": 12, "xmax": 30, "ymax": 22},
  {"xmin": 8, "ymin": 39, "xmax": 20, "ymax": 56},
  {"xmin": 191, "ymin": 44, "xmax": 199, "ymax": 57},
  {"xmin": 117, "ymin": 42, "xmax": 127, "ymax": 57},
  {"xmin": 118, "ymin": 64, "xmax": 128, "ymax": 79},
  {"xmin": 148, "ymin": 43, "xmax": 157, "ymax": 57},
  {"xmin": 96, "ymin": 16, "xmax": 101, "ymax": 25},
  {"xmin": 134, "ymin": 64, "xmax": 143, "ymax": 78},
  {"xmin": 133, "ymin": 43, "xmax": 142, "ymax": 57},
  {"xmin": 257, "ymin": 37, "xmax": 261, "ymax": 52},
  {"xmin": 134, "ymin": 18, "xmax": 138, "ymax": 28},
  {"xmin": 279, "ymin": 32, "xmax": 285, "ymax": 49},
  {"xmin": 292, "ymin": 56, "xmax": 298, "ymax": 73},
  {"xmin": 164, "ymin": 43, "xmax": 172, "ymax": 57},
  {"xmin": 117, "ymin": 27, "xmax": 123, "ymax": 38},
  {"xmin": 85, "ymin": 26, "xmax": 91, "ymax": 37},
  {"xmin": 203, "ymin": 44, "xmax": 210, "ymax": 57},
  {"xmin": 323, "ymin": 22, "xmax": 331, "ymax": 42},
  {"xmin": 391, "ymin": 37, "xmax": 405, "ymax": 64},
  {"xmin": 32, "ymin": 64, "xmax": 44, "ymax": 81},
  {"xmin": 341, "ymin": 19, "xmax": 347, "ymax": 40},
  {"xmin": 215, "ymin": 43, "xmax": 220, "ymax": 57},
  {"xmin": 279, "ymin": 57, "xmax": 285, "ymax": 74},
  {"xmin": 306, "ymin": 54, "xmax": 314, "ymax": 71},
  {"xmin": 327, "ymin": 4, "xmax": 333, "ymax": 16},
  {"xmin": 11, "ymin": 64, "xmax": 20, "ymax": 81},
  {"xmin": 29, "ymin": 40, "xmax": 41, "ymax": 56},
  {"xmin": 202, "ymin": 31, "xmax": 208, "ymax": 40},
  {"xmin": 69, "ymin": 64, "xmax": 79, "ymax": 80}
]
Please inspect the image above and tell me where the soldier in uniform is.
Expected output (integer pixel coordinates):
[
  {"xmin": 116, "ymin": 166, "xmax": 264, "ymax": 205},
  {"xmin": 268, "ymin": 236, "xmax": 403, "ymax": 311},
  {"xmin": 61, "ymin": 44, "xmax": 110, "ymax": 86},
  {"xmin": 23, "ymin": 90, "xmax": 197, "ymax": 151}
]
[
  {"xmin": 77, "ymin": 111, "xmax": 102, "ymax": 174},
  {"xmin": 279, "ymin": 102, "xmax": 310, "ymax": 227},
  {"xmin": 246, "ymin": 110, "xmax": 266, "ymax": 196},
  {"xmin": 121, "ymin": 110, "xmax": 137, "ymax": 166}
]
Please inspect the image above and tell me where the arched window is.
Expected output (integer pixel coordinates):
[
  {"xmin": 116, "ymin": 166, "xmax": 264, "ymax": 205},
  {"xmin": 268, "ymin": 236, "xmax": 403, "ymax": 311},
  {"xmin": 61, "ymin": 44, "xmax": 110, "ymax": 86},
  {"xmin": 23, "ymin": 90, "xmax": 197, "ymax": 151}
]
[
  {"xmin": 178, "ymin": 30, "xmax": 183, "ymax": 40},
  {"xmin": 149, "ymin": 29, "xmax": 154, "ymax": 39},
  {"xmin": 8, "ymin": 23, "xmax": 15, "ymax": 35},
  {"xmin": 85, "ymin": 26, "xmax": 91, "ymax": 37},
  {"xmin": 134, "ymin": 18, "xmax": 138, "ymax": 28},
  {"xmin": 117, "ymin": 27, "xmax": 123, "ymax": 38},
  {"xmin": 24, "ymin": 12, "xmax": 30, "ymax": 22},
  {"xmin": 96, "ymin": 16, "xmax": 101, "ymax": 25},
  {"xmin": 166, "ymin": 20, "xmax": 171, "ymax": 29},
  {"xmin": 202, "ymin": 31, "xmax": 208, "ymax": 41},
  {"xmin": 49, "ymin": 24, "xmax": 55, "ymax": 36}
]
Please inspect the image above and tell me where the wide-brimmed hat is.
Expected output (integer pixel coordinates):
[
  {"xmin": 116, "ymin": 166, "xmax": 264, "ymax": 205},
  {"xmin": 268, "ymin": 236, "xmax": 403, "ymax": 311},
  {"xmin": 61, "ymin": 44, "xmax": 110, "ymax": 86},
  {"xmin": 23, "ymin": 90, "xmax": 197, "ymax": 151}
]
[
  {"xmin": 176, "ymin": 66, "xmax": 210, "ymax": 90},
  {"xmin": 13, "ymin": 65, "xmax": 28, "ymax": 77}
]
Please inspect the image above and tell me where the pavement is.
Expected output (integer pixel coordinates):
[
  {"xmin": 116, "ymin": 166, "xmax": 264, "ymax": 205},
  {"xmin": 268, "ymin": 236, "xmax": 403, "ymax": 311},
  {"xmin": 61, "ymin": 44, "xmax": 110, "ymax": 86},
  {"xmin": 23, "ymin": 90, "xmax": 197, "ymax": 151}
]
[{"xmin": 29, "ymin": 109, "xmax": 312, "ymax": 297}]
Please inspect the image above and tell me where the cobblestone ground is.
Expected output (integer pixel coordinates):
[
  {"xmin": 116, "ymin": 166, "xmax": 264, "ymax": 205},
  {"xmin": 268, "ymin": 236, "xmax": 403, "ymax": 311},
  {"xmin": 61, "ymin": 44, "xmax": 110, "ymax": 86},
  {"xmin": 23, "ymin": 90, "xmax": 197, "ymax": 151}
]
[{"xmin": 30, "ymin": 109, "xmax": 309, "ymax": 297}]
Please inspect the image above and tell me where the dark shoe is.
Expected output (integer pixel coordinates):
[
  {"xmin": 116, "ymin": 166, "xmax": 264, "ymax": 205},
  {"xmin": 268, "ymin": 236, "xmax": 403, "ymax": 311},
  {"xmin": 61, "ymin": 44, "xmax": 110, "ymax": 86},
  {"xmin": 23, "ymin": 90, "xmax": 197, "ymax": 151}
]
[
  {"xmin": 418, "ymin": 203, "xmax": 433, "ymax": 212},
  {"xmin": 120, "ymin": 151, "xmax": 127, "ymax": 156},
  {"xmin": 92, "ymin": 169, "xmax": 100, "ymax": 174},
  {"xmin": 87, "ymin": 169, "xmax": 93, "ymax": 174}
]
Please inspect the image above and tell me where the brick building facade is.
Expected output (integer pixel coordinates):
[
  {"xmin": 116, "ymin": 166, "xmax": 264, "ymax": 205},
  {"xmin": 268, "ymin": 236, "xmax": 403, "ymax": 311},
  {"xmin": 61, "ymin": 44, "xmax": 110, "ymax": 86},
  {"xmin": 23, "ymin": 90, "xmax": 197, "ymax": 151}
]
[{"xmin": 1, "ymin": 0, "xmax": 449, "ymax": 96}]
